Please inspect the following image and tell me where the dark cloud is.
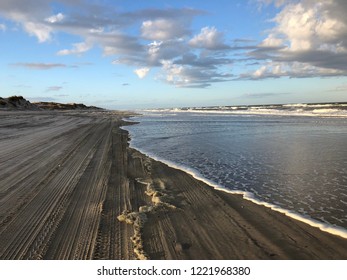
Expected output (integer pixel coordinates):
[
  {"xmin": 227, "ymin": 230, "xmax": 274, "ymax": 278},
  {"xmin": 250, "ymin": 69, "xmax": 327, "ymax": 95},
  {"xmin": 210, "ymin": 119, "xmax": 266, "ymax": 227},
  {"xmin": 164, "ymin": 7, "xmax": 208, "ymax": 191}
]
[
  {"xmin": 174, "ymin": 53, "xmax": 234, "ymax": 69},
  {"xmin": 0, "ymin": 0, "xmax": 49, "ymax": 17},
  {"xmin": 93, "ymin": 32, "xmax": 145, "ymax": 56},
  {"xmin": 282, "ymin": 50, "xmax": 347, "ymax": 72}
]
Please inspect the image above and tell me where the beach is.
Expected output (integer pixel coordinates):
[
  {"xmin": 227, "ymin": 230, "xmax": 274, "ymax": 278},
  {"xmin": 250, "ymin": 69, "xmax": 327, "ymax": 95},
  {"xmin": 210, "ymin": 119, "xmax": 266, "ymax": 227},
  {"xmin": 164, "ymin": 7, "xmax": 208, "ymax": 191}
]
[{"xmin": 0, "ymin": 110, "xmax": 347, "ymax": 260}]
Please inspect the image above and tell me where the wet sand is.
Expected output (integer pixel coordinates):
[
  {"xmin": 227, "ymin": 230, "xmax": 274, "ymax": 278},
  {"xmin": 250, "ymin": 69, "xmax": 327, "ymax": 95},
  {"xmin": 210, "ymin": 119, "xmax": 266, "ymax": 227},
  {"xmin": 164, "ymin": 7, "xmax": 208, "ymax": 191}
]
[{"xmin": 0, "ymin": 111, "xmax": 346, "ymax": 259}]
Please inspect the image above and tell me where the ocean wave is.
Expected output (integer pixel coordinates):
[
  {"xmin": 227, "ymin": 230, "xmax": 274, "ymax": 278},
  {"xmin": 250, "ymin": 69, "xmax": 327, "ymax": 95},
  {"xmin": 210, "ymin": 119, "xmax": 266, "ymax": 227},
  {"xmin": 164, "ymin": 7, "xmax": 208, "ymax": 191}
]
[{"xmin": 142, "ymin": 102, "xmax": 347, "ymax": 117}]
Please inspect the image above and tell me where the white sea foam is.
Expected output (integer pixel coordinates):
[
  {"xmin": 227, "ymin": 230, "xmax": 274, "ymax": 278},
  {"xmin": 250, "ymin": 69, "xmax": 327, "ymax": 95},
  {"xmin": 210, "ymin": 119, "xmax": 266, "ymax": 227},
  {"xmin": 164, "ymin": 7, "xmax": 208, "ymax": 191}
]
[
  {"xmin": 196, "ymin": 108, "xmax": 347, "ymax": 117},
  {"xmin": 123, "ymin": 130, "xmax": 347, "ymax": 240},
  {"xmin": 142, "ymin": 103, "xmax": 347, "ymax": 118},
  {"xmin": 282, "ymin": 103, "xmax": 308, "ymax": 107}
]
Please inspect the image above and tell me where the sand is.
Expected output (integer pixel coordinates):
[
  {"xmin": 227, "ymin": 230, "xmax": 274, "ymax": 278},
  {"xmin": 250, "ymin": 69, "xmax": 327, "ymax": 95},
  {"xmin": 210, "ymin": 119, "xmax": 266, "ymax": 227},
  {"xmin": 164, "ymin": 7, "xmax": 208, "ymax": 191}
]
[{"xmin": 0, "ymin": 110, "xmax": 346, "ymax": 260}]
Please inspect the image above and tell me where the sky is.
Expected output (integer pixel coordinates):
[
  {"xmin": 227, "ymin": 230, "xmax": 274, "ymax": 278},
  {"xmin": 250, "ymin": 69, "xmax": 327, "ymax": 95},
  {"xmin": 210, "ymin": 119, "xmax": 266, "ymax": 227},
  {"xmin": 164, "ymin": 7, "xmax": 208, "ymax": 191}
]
[{"xmin": 1, "ymin": 0, "xmax": 347, "ymax": 109}]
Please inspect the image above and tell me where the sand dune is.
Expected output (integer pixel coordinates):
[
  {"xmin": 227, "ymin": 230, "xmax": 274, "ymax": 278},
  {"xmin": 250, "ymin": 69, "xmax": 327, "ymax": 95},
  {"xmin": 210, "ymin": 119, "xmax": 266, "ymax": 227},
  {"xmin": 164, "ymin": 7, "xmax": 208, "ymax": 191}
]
[{"xmin": 0, "ymin": 111, "xmax": 346, "ymax": 259}]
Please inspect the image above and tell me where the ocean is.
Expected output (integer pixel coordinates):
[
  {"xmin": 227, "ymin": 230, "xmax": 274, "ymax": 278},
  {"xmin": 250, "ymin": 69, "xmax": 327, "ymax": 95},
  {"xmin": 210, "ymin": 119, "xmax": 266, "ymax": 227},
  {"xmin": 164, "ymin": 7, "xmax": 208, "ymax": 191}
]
[{"xmin": 125, "ymin": 103, "xmax": 347, "ymax": 237}]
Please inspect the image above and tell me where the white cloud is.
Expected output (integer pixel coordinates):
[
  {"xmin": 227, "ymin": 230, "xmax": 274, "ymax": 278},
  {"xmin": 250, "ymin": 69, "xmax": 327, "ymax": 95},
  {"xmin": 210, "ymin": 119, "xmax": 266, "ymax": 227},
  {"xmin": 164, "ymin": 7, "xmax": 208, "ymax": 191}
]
[
  {"xmin": 23, "ymin": 21, "xmax": 52, "ymax": 42},
  {"xmin": 244, "ymin": 60, "xmax": 346, "ymax": 80},
  {"xmin": 45, "ymin": 13, "xmax": 65, "ymax": 24},
  {"xmin": 161, "ymin": 60, "xmax": 184, "ymax": 84},
  {"xmin": 246, "ymin": 0, "xmax": 347, "ymax": 79},
  {"xmin": 148, "ymin": 41, "xmax": 162, "ymax": 56},
  {"xmin": 0, "ymin": 23, "xmax": 6, "ymax": 31},
  {"xmin": 145, "ymin": 39, "xmax": 189, "ymax": 66},
  {"xmin": 259, "ymin": 34, "xmax": 284, "ymax": 47},
  {"xmin": 263, "ymin": 0, "xmax": 347, "ymax": 52},
  {"xmin": 253, "ymin": 65, "xmax": 268, "ymax": 78},
  {"xmin": 189, "ymin": 26, "xmax": 229, "ymax": 50},
  {"xmin": 0, "ymin": 0, "xmax": 53, "ymax": 42},
  {"xmin": 134, "ymin": 67, "xmax": 150, "ymax": 79},
  {"xmin": 141, "ymin": 19, "xmax": 188, "ymax": 40},
  {"xmin": 57, "ymin": 41, "xmax": 92, "ymax": 56},
  {"xmin": 160, "ymin": 59, "xmax": 232, "ymax": 88}
]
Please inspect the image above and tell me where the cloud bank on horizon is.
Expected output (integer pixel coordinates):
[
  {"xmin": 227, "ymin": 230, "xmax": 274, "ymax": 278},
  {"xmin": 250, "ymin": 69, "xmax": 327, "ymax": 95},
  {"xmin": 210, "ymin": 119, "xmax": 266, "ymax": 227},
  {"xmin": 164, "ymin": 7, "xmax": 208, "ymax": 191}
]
[{"xmin": 1, "ymin": 0, "xmax": 347, "ymax": 108}]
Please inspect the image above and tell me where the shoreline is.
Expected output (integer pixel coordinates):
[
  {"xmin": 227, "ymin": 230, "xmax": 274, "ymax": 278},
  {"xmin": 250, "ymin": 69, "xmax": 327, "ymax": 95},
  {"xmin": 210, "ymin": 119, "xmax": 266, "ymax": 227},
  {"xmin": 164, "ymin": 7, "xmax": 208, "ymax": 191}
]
[
  {"xmin": 124, "ymin": 138, "xmax": 347, "ymax": 240},
  {"xmin": 0, "ymin": 111, "xmax": 347, "ymax": 259},
  {"xmin": 127, "ymin": 145, "xmax": 347, "ymax": 259}
]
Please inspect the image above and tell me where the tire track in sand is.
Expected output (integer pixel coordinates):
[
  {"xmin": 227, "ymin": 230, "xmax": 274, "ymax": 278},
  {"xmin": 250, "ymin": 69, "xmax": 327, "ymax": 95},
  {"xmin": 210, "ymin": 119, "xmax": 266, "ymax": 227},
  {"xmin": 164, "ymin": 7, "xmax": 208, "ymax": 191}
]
[
  {"xmin": 0, "ymin": 120, "xmax": 105, "ymax": 259},
  {"xmin": 0, "ymin": 113, "xmax": 136, "ymax": 260}
]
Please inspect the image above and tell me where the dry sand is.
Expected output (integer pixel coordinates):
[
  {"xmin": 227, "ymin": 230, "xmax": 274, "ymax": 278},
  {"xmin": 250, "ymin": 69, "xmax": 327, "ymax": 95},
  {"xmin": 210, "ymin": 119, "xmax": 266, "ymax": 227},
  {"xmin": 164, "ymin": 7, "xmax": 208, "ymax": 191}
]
[{"xmin": 0, "ymin": 110, "xmax": 346, "ymax": 260}]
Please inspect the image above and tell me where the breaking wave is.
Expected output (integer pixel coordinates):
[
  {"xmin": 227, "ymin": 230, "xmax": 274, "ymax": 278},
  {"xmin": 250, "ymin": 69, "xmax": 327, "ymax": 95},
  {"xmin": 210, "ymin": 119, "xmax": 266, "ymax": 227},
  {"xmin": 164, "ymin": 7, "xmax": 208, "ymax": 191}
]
[{"xmin": 143, "ymin": 102, "xmax": 347, "ymax": 117}]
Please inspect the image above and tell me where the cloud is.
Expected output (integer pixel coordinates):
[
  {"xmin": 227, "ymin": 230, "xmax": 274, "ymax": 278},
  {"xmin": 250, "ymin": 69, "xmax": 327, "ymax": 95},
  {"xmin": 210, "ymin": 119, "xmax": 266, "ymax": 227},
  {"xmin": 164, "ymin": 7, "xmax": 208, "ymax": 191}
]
[
  {"xmin": 3, "ymin": 0, "xmax": 347, "ymax": 86},
  {"xmin": 23, "ymin": 21, "xmax": 52, "ymax": 42},
  {"xmin": 0, "ymin": 23, "xmax": 6, "ymax": 31},
  {"xmin": 160, "ymin": 60, "xmax": 233, "ymax": 88},
  {"xmin": 45, "ymin": 86, "xmax": 63, "ymax": 92},
  {"xmin": 0, "ymin": 1, "xmax": 230, "ymax": 87},
  {"xmin": 245, "ymin": 0, "xmax": 347, "ymax": 79},
  {"xmin": 0, "ymin": 0, "xmax": 54, "ymax": 42},
  {"xmin": 189, "ymin": 26, "xmax": 229, "ymax": 50},
  {"xmin": 45, "ymin": 13, "xmax": 65, "ymax": 24},
  {"xmin": 174, "ymin": 52, "xmax": 234, "ymax": 69},
  {"xmin": 272, "ymin": 1, "xmax": 347, "ymax": 52},
  {"xmin": 141, "ymin": 18, "xmax": 190, "ymax": 40},
  {"xmin": 145, "ymin": 39, "xmax": 189, "ymax": 66},
  {"xmin": 57, "ymin": 41, "xmax": 92, "ymax": 56},
  {"xmin": 48, "ymin": 7, "xmax": 199, "ymax": 56},
  {"xmin": 240, "ymin": 60, "xmax": 346, "ymax": 80},
  {"xmin": 10, "ymin": 63, "xmax": 67, "ymax": 70},
  {"xmin": 98, "ymin": 33, "xmax": 144, "ymax": 56},
  {"xmin": 0, "ymin": 0, "xmax": 50, "ymax": 18},
  {"xmin": 134, "ymin": 67, "xmax": 150, "ymax": 79}
]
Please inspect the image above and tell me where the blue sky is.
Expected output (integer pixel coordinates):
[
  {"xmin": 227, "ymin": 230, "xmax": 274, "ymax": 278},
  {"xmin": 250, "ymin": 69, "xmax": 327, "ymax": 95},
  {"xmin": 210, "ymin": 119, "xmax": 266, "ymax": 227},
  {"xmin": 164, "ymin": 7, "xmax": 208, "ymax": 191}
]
[{"xmin": 1, "ymin": 0, "xmax": 347, "ymax": 109}]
